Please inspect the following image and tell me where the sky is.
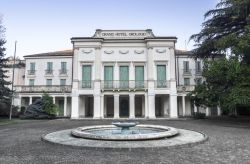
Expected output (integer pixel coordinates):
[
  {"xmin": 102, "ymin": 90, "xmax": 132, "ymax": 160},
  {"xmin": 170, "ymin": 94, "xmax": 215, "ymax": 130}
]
[{"xmin": 0, "ymin": 0, "xmax": 218, "ymax": 59}]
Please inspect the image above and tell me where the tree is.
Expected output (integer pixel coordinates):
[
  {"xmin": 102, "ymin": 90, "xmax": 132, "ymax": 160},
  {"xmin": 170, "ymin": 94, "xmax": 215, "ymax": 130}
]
[
  {"xmin": 0, "ymin": 18, "xmax": 12, "ymax": 105},
  {"xmin": 42, "ymin": 93, "xmax": 59, "ymax": 116},
  {"xmin": 189, "ymin": 58, "xmax": 250, "ymax": 114},
  {"xmin": 190, "ymin": 0, "xmax": 250, "ymax": 64}
]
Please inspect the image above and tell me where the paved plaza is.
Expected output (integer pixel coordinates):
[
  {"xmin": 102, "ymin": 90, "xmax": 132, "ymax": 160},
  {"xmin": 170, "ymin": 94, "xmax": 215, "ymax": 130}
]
[{"xmin": 0, "ymin": 118, "xmax": 250, "ymax": 164}]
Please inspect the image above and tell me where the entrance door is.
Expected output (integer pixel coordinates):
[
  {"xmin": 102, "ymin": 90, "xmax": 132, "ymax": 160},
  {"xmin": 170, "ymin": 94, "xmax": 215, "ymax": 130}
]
[{"xmin": 120, "ymin": 97, "xmax": 129, "ymax": 117}]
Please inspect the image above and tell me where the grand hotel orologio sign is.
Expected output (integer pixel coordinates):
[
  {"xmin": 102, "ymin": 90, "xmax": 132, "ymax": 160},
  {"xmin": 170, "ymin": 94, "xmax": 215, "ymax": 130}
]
[{"xmin": 93, "ymin": 29, "xmax": 155, "ymax": 39}]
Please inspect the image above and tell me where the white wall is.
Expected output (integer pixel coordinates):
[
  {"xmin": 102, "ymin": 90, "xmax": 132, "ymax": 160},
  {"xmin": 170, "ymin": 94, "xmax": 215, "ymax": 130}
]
[{"xmin": 24, "ymin": 56, "xmax": 72, "ymax": 85}]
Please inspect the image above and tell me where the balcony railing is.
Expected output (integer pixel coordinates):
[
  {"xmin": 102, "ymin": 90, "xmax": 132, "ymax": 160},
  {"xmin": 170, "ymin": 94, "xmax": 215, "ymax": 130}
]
[
  {"xmin": 28, "ymin": 70, "xmax": 36, "ymax": 75},
  {"xmin": 14, "ymin": 85, "xmax": 72, "ymax": 93},
  {"xmin": 154, "ymin": 80, "xmax": 169, "ymax": 88},
  {"xmin": 101, "ymin": 80, "xmax": 147, "ymax": 90},
  {"xmin": 59, "ymin": 69, "xmax": 68, "ymax": 75},
  {"xmin": 79, "ymin": 81, "xmax": 93, "ymax": 89},
  {"xmin": 195, "ymin": 69, "xmax": 202, "ymax": 75},
  {"xmin": 183, "ymin": 69, "xmax": 192, "ymax": 75},
  {"xmin": 45, "ymin": 69, "xmax": 53, "ymax": 75},
  {"xmin": 177, "ymin": 85, "xmax": 195, "ymax": 92}
]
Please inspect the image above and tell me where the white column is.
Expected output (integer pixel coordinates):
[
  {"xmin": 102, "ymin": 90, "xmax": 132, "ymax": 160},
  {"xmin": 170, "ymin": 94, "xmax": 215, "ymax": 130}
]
[
  {"xmin": 29, "ymin": 96, "xmax": 32, "ymax": 105},
  {"xmin": 129, "ymin": 62, "xmax": 134, "ymax": 89},
  {"xmin": 129, "ymin": 93, "xmax": 135, "ymax": 118},
  {"xmin": 182, "ymin": 96, "xmax": 186, "ymax": 116},
  {"xmin": 53, "ymin": 96, "xmax": 55, "ymax": 104},
  {"xmin": 194, "ymin": 104, "xmax": 198, "ymax": 113},
  {"xmin": 64, "ymin": 96, "xmax": 67, "ymax": 116},
  {"xmin": 148, "ymin": 93, "xmax": 155, "ymax": 118},
  {"xmin": 72, "ymin": 49, "xmax": 79, "ymax": 90},
  {"xmin": 71, "ymin": 95, "xmax": 79, "ymax": 119},
  {"xmin": 114, "ymin": 94, "xmax": 119, "ymax": 118},
  {"xmin": 163, "ymin": 95, "xmax": 169, "ymax": 116},
  {"xmin": 205, "ymin": 107, "xmax": 210, "ymax": 116},
  {"xmin": 100, "ymin": 95, "xmax": 104, "ymax": 118},
  {"xmin": 93, "ymin": 95, "xmax": 101, "ymax": 118},
  {"xmin": 92, "ymin": 47, "xmax": 102, "ymax": 119},
  {"xmin": 217, "ymin": 106, "xmax": 221, "ymax": 116},
  {"xmin": 170, "ymin": 94, "xmax": 178, "ymax": 118},
  {"xmin": 144, "ymin": 93, "xmax": 148, "ymax": 118}
]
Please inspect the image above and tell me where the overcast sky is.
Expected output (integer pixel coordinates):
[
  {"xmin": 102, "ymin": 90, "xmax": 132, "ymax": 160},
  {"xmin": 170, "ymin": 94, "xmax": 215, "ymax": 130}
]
[{"xmin": 0, "ymin": 0, "xmax": 218, "ymax": 58}]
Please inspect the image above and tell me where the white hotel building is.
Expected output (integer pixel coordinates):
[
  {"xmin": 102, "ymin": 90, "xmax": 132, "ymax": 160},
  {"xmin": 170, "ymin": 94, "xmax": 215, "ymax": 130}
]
[{"xmin": 13, "ymin": 29, "xmax": 221, "ymax": 119}]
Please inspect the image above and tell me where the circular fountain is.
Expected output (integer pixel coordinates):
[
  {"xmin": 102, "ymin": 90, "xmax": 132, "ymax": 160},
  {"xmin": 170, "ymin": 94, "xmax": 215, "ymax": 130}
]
[
  {"xmin": 71, "ymin": 122, "xmax": 179, "ymax": 141},
  {"xmin": 42, "ymin": 121, "xmax": 208, "ymax": 149}
]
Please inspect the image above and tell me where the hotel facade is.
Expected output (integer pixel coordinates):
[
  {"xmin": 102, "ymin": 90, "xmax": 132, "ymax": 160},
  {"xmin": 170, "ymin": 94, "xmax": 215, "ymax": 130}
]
[{"xmin": 12, "ymin": 29, "xmax": 221, "ymax": 119}]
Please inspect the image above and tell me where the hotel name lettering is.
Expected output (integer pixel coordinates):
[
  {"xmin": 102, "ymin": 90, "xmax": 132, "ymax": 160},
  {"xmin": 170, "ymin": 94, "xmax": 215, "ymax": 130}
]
[{"xmin": 101, "ymin": 32, "xmax": 147, "ymax": 37}]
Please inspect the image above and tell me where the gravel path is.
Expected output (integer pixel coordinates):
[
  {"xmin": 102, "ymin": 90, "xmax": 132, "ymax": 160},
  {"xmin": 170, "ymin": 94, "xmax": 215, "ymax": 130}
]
[{"xmin": 0, "ymin": 118, "xmax": 250, "ymax": 164}]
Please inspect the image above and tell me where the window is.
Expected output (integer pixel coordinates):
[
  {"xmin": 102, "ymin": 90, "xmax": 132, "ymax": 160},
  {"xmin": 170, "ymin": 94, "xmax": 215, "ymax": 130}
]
[
  {"xmin": 195, "ymin": 61, "xmax": 201, "ymax": 74},
  {"xmin": 183, "ymin": 61, "xmax": 190, "ymax": 74},
  {"xmin": 61, "ymin": 62, "xmax": 67, "ymax": 74},
  {"xmin": 157, "ymin": 65, "xmax": 167, "ymax": 88},
  {"xmin": 119, "ymin": 66, "xmax": 129, "ymax": 88},
  {"xmin": 46, "ymin": 79, "xmax": 52, "ymax": 86},
  {"xmin": 104, "ymin": 66, "xmax": 113, "ymax": 89},
  {"xmin": 82, "ymin": 65, "xmax": 92, "ymax": 88},
  {"xmin": 135, "ymin": 66, "xmax": 144, "ymax": 88},
  {"xmin": 184, "ymin": 78, "xmax": 190, "ymax": 86},
  {"xmin": 60, "ymin": 79, "xmax": 66, "ymax": 86},
  {"xmin": 46, "ymin": 62, "xmax": 53, "ymax": 74},
  {"xmin": 29, "ymin": 63, "xmax": 35, "ymax": 75},
  {"xmin": 29, "ymin": 79, "xmax": 34, "ymax": 86}
]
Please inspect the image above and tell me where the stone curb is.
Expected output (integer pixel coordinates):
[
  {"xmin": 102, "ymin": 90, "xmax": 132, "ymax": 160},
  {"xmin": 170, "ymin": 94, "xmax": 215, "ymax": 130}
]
[{"xmin": 41, "ymin": 129, "xmax": 208, "ymax": 151}]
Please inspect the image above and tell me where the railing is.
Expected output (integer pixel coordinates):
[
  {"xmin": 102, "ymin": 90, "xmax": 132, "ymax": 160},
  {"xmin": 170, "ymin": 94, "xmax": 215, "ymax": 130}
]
[
  {"xmin": 59, "ymin": 69, "xmax": 68, "ymax": 75},
  {"xmin": 177, "ymin": 85, "xmax": 195, "ymax": 92},
  {"xmin": 195, "ymin": 69, "xmax": 202, "ymax": 75},
  {"xmin": 79, "ymin": 81, "xmax": 93, "ymax": 89},
  {"xmin": 154, "ymin": 80, "xmax": 169, "ymax": 88},
  {"xmin": 101, "ymin": 80, "xmax": 147, "ymax": 90},
  {"xmin": 45, "ymin": 69, "xmax": 53, "ymax": 75},
  {"xmin": 182, "ymin": 69, "xmax": 192, "ymax": 75},
  {"xmin": 14, "ymin": 85, "xmax": 72, "ymax": 93},
  {"xmin": 27, "ymin": 70, "xmax": 36, "ymax": 75}
]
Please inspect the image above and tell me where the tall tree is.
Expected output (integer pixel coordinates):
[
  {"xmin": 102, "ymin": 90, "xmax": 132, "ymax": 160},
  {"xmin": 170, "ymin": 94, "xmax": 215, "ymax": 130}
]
[
  {"xmin": 190, "ymin": 0, "xmax": 250, "ymax": 64},
  {"xmin": 0, "ymin": 18, "xmax": 12, "ymax": 105}
]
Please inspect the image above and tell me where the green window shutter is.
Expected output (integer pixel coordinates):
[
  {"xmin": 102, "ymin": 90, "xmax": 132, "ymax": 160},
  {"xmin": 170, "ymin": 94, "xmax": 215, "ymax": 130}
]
[
  {"xmin": 61, "ymin": 62, "xmax": 66, "ymax": 70},
  {"xmin": 157, "ymin": 65, "xmax": 166, "ymax": 87},
  {"xmin": 60, "ymin": 79, "xmax": 66, "ymax": 86},
  {"xmin": 104, "ymin": 66, "xmax": 113, "ymax": 88},
  {"xmin": 184, "ymin": 78, "xmax": 190, "ymax": 86},
  {"xmin": 135, "ymin": 66, "xmax": 144, "ymax": 88},
  {"xmin": 29, "ymin": 79, "xmax": 34, "ymax": 86},
  {"xmin": 46, "ymin": 79, "xmax": 52, "ymax": 86},
  {"xmin": 47, "ymin": 62, "xmax": 53, "ymax": 70},
  {"xmin": 30, "ymin": 63, "xmax": 35, "ymax": 70},
  {"xmin": 119, "ymin": 66, "xmax": 129, "ymax": 88},
  {"xmin": 82, "ymin": 65, "xmax": 92, "ymax": 88}
]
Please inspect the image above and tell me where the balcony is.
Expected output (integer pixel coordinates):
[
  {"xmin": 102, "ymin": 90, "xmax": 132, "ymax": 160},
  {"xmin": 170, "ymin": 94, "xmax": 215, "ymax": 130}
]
[
  {"xmin": 59, "ymin": 69, "xmax": 68, "ymax": 75},
  {"xmin": 14, "ymin": 85, "xmax": 72, "ymax": 93},
  {"xmin": 101, "ymin": 80, "xmax": 147, "ymax": 90},
  {"xmin": 177, "ymin": 85, "xmax": 195, "ymax": 92},
  {"xmin": 27, "ymin": 70, "xmax": 36, "ymax": 75},
  {"xmin": 79, "ymin": 81, "xmax": 93, "ymax": 89},
  {"xmin": 195, "ymin": 69, "xmax": 202, "ymax": 76},
  {"xmin": 154, "ymin": 80, "xmax": 169, "ymax": 88},
  {"xmin": 45, "ymin": 69, "xmax": 53, "ymax": 75},
  {"xmin": 182, "ymin": 69, "xmax": 192, "ymax": 75}
]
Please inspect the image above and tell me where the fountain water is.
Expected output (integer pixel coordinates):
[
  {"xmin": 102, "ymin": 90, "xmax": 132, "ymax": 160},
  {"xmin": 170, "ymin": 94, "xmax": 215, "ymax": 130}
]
[{"xmin": 71, "ymin": 122, "xmax": 179, "ymax": 141}]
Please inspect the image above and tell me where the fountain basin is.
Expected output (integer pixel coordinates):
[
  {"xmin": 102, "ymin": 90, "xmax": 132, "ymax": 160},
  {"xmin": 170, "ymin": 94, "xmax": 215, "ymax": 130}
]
[{"xmin": 71, "ymin": 124, "xmax": 179, "ymax": 141}]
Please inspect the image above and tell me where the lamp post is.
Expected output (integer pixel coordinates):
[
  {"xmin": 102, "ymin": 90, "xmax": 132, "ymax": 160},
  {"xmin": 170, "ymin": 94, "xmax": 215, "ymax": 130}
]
[{"xmin": 9, "ymin": 41, "xmax": 17, "ymax": 120}]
